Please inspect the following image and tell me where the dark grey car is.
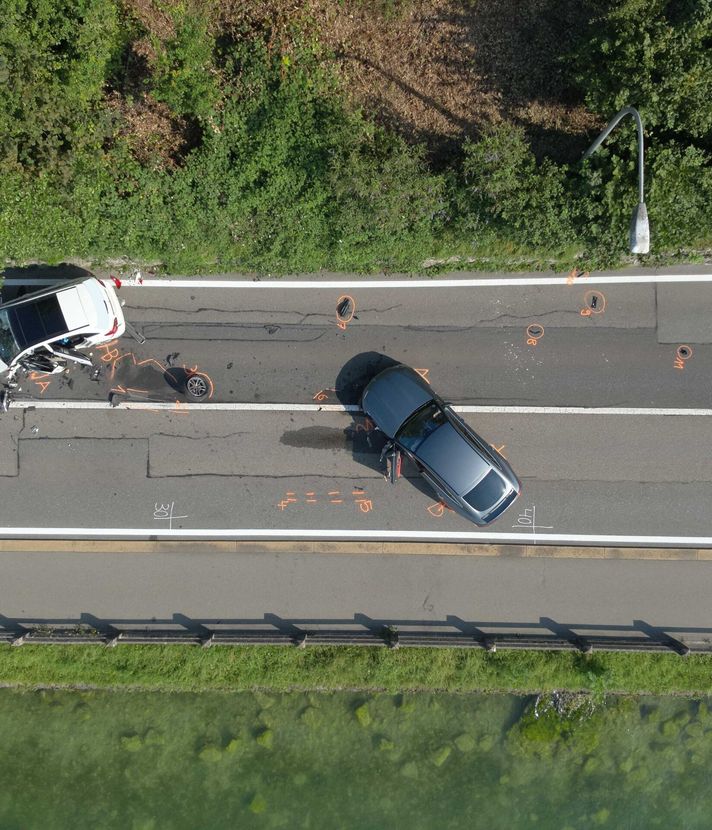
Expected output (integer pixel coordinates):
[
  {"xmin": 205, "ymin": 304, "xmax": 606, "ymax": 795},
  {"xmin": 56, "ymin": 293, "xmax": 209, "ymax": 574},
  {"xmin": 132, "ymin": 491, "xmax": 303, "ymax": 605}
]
[{"xmin": 361, "ymin": 364, "xmax": 521, "ymax": 526}]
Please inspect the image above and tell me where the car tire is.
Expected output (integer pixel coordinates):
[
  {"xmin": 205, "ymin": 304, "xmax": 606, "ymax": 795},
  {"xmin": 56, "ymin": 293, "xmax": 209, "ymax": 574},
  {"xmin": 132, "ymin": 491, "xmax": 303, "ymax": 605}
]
[{"xmin": 185, "ymin": 374, "xmax": 209, "ymax": 400}]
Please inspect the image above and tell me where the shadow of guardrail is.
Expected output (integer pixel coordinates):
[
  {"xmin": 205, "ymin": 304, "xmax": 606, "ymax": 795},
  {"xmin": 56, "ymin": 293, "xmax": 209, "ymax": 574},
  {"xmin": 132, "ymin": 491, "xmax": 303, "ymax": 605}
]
[{"xmin": 0, "ymin": 612, "xmax": 705, "ymax": 656}]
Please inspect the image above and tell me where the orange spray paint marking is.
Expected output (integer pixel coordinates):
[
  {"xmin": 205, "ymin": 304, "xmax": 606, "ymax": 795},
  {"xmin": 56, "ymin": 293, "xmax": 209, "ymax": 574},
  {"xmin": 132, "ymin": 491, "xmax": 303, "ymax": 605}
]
[
  {"xmin": 674, "ymin": 345, "xmax": 692, "ymax": 370},
  {"xmin": 97, "ymin": 342, "xmax": 121, "ymax": 363},
  {"xmin": 494, "ymin": 444, "xmax": 507, "ymax": 458},
  {"xmin": 28, "ymin": 372, "xmax": 51, "ymax": 394},
  {"xmin": 566, "ymin": 268, "xmax": 590, "ymax": 286},
  {"xmin": 526, "ymin": 323, "xmax": 545, "ymax": 346},
  {"xmin": 356, "ymin": 499, "xmax": 373, "ymax": 513},
  {"xmin": 313, "ymin": 388, "xmax": 335, "ymax": 402},
  {"xmin": 353, "ymin": 417, "xmax": 375, "ymax": 433},
  {"xmin": 107, "ymin": 349, "xmax": 214, "ymax": 400},
  {"xmin": 414, "ymin": 368, "xmax": 431, "ymax": 384},
  {"xmin": 336, "ymin": 295, "xmax": 355, "ymax": 330},
  {"xmin": 581, "ymin": 290, "xmax": 606, "ymax": 316}
]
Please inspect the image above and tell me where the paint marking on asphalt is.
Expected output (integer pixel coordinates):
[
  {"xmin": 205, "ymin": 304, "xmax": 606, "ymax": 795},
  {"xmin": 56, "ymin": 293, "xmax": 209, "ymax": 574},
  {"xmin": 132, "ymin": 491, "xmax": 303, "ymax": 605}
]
[
  {"xmin": 0, "ymin": 527, "xmax": 711, "ymax": 547},
  {"xmin": 13, "ymin": 401, "xmax": 712, "ymax": 416},
  {"xmin": 5, "ymin": 273, "xmax": 712, "ymax": 289}
]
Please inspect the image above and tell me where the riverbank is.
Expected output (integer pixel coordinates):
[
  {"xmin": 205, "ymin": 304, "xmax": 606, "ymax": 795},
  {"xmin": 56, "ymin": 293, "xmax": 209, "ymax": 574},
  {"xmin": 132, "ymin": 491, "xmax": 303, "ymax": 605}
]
[
  {"xmin": 2, "ymin": 645, "xmax": 712, "ymax": 695},
  {"xmin": 2, "ymin": 687, "xmax": 709, "ymax": 828}
]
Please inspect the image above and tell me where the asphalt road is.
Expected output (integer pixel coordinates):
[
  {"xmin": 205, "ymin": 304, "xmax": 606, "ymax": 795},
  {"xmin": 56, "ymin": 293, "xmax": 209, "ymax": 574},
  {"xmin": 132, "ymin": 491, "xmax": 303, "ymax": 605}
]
[
  {"xmin": 0, "ymin": 546, "xmax": 710, "ymax": 647},
  {"xmin": 14, "ymin": 275, "xmax": 712, "ymax": 408},
  {"xmin": 1, "ymin": 267, "xmax": 711, "ymax": 541},
  {"xmin": 1, "ymin": 266, "xmax": 712, "ymax": 633},
  {"xmin": 0, "ymin": 407, "xmax": 710, "ymax": 538}
]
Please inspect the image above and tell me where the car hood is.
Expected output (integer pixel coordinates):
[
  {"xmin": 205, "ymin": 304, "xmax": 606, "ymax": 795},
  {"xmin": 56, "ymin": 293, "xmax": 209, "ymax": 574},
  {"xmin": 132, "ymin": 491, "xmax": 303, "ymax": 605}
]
[{"xmin": 361, "ymin": 365, "xmax": 434, "ymax": 437}]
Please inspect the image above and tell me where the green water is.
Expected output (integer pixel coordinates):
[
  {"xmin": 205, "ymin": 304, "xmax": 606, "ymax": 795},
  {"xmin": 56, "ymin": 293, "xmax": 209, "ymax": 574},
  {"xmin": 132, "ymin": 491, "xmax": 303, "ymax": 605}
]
[{"xmin": 0, "ymin": 688, "xmax": 710, "ymax": 829}]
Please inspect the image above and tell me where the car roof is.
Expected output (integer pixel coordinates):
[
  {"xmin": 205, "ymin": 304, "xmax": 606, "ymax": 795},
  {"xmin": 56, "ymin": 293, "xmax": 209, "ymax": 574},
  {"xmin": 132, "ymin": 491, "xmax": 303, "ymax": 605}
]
[
  {"xmin": 361, "ymin": 365, "xmax": 434, "ymax": 437},
  {"xmin": 416, "ymin": 421, "xmax": 492, "ymax": 496}
]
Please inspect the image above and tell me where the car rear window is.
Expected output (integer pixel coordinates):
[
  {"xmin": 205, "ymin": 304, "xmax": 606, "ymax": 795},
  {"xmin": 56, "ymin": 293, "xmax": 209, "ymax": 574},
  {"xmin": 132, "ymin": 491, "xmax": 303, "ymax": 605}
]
[
  {"xmin": 8, "ymin": 297, "xmax": 67, "ymax": 349},
  {"xmin": 463, "ymin": 470, "xmax": 507, "ymax": 511}
]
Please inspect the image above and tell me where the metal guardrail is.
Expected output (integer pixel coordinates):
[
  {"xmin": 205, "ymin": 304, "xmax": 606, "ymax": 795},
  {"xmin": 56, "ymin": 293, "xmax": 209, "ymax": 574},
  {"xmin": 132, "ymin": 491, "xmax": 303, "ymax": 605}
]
[{"xmin": 0, "ymin": 625, "xmax": 694, "ymax": 655}]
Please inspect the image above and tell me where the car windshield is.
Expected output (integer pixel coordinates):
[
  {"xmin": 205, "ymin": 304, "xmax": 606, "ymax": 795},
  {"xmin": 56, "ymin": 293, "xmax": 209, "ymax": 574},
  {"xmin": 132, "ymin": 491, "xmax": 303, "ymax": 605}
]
[
  {"xmin": 463, "ymin": 469, "xmax": 507, "ymax": 512},
  {"xmin": 0, "ymin": 309, "xmax": 20, "ymax": 367},
  {"xmin": 397, "ymin": 402, "xmax": 445, "ymax": 452}
]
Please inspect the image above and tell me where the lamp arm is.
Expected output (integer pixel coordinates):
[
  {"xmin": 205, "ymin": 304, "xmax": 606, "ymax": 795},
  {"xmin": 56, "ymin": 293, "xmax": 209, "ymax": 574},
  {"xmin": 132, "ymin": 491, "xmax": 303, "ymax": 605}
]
[{"xmin": 583, "ymin": 106, "xmax": 644, "ymax": 203}]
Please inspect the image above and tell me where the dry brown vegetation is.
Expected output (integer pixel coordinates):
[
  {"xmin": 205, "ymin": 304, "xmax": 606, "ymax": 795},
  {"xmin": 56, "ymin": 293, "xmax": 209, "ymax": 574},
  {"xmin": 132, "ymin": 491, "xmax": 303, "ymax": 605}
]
[
  {"xmin": 115, "ymin": 0, "xmax": 601, "ymax": 166},
  {"xmin": 312, "ymin": 0, "xmax": 601, "ymax": 163}
]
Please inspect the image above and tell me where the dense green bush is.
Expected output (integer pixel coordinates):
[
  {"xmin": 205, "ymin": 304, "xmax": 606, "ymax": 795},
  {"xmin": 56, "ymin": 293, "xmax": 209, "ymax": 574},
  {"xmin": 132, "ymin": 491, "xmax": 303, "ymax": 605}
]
[
  {"xmin": 461, "ymin": 124, "xmax": 576, "ymax": 253},
  {"xmin": 0, "ymin": 0, "xmax": 709, "ymax": 272},
  {"xmin": 150, "ymin": 9, "xmax": 221, "ymax": 120},
  {"xmin": 575, "ymin": 0, "xmax": 712, "ymax": 146},
  {"xmin": 90, "ymin": 48, "xmax": 447, "ymax": 272},
  {"xmin": 569, "ymin": 0, "xmax": 712, "ymax": 259},
  {"xmin": 328, "ymin": 128, "xmax": 448, "ymax": 270},
  {"xmin": 0, "ymin": 0, "xmax": 121, "ymax": 174}
]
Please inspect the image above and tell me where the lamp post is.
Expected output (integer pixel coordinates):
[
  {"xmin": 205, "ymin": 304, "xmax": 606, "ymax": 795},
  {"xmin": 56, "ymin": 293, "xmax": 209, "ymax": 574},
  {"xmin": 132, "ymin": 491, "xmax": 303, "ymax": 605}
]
[{"xmin": 582, "ymin": 106, "xmax": 650, "ymax": 255}]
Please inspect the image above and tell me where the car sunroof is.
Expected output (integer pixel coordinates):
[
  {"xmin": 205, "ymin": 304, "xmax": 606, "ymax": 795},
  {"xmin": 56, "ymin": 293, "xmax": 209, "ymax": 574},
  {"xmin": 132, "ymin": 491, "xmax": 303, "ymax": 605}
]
[{"xmin": 8, "ymin": 296, "xmax": 67, "ymax": 349}]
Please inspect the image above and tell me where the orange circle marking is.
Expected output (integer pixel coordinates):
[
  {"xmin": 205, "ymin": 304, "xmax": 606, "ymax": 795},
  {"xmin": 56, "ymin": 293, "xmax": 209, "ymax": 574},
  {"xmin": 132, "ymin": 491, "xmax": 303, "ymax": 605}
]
[
  {"xmin": 583, "ymin": 290, "xmax": 606, "ymax": 314},
  {"xmin": 676, "ymin": 345, "xmax": 693, "ymax": 361},
  {"xmin": 336, "ymin": 295, "xmax": 355, "ymax": 326},
  {"xmin": 526, "ymin": 323, "xmax": 545, "ymax": 341}
]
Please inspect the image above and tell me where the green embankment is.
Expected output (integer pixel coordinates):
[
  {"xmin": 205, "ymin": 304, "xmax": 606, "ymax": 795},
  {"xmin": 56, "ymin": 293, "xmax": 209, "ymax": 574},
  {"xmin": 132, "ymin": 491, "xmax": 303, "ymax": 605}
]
[
  {"xmin": 1, "ymin": 0, "xmax": 711, "ymax": 273},
  {"xmin": 2, "ymin": 646, "xmax": 712, "ymax": 695}
]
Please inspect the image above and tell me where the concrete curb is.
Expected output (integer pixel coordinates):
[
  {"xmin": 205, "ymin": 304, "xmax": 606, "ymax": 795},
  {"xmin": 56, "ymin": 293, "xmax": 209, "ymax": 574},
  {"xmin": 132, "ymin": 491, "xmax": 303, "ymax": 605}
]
[{"xmin": 0, "ymin": 539, "xmax": 709, "ymax": 560}]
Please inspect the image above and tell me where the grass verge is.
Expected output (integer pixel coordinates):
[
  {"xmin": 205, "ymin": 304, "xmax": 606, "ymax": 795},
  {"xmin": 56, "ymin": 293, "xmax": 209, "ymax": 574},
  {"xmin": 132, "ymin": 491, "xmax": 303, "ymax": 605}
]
[{"xmin": 2, "ymin": 645, "xmax": 712, "ymax": 695}]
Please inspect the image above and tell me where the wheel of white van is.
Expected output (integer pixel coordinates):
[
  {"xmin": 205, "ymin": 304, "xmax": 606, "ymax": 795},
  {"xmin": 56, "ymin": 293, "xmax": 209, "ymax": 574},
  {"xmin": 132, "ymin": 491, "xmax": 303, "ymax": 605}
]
[{"xmin": 185, "ymin": 374, "xmax": 209, "ymax": 400}]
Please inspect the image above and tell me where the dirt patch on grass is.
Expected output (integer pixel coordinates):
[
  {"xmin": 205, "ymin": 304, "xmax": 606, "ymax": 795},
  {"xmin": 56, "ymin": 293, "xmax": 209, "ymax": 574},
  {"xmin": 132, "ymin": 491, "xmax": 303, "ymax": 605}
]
[
  {"xmin": 312, "ymin": 0, "xmax": 602, "ymax": 163},
  {"xmin": 107, "ymin": 92, "xmax": 198, "ymax": 169},
  {"xmin": 120, "ymin": 0, "xmax": 177, "ymax": 40}
]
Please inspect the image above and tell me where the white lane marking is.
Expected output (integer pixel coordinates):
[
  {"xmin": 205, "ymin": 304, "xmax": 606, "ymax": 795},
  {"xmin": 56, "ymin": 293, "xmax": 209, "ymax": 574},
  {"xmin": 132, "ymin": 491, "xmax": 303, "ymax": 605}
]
[
  {"xmin": 5, "ymin": 273, "xmax": 712, "ymax": 289},
  {"xmin": 14, "ymin": 401, "xmax": 712, "ymax": 416},
  {"xmin": 18, "ymin": 401, "xmax": 359, "ymax": 411},
  {"xmin": 0, "ymin": 527, "xmax": 710, "ymax": 546}
]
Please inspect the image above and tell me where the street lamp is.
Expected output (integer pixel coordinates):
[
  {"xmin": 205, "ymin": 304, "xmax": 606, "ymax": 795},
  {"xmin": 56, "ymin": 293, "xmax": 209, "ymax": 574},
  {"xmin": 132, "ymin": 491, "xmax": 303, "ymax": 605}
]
[{"xmin": 582, "ymin": 106, "xmax": 650, "ymax": 255}]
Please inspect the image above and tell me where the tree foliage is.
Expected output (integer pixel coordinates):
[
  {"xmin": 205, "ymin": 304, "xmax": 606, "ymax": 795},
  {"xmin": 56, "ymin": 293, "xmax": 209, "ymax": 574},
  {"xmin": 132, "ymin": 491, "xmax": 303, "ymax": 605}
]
[
  {"xmin": 0, "ymin": 0, "xmax": 710, "ymax": 271},
  {"xmin": 0, "ymin": 0, "xmax": 121, "ymax": 173},
  {"xmin": 575, "ymin": 0, "xmax": 712, "ymax": 145},
  {"xmin": 461, "ymin": 124, "xmax": 574, "ymax": 252}
]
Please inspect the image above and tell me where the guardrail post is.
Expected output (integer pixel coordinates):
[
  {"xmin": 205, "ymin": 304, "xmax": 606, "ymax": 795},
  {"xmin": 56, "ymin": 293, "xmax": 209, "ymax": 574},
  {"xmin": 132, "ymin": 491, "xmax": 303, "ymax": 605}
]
[{"xmin": 382, "ymin": 626, "xmax": 400, "ymax": 649}]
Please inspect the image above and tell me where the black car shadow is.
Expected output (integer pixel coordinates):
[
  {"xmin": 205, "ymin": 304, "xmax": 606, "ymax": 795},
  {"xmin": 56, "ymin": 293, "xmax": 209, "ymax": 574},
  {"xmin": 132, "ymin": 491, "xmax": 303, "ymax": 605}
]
[
  {"xmin": 0, "ymin": 263, "xmax": 93, "ymax": 303},
  {"xmin": 334, "ymin": 351, "xmax": 401, "ymax": 406}
]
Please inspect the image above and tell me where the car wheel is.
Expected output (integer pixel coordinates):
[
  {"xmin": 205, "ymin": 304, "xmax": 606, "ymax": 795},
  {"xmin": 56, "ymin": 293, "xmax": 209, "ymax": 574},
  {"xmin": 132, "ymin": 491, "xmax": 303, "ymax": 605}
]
[{"xmin": 185, "ymin": 374, "xmax": 209, "ymax": 400}]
